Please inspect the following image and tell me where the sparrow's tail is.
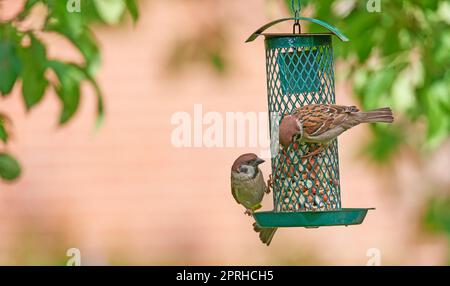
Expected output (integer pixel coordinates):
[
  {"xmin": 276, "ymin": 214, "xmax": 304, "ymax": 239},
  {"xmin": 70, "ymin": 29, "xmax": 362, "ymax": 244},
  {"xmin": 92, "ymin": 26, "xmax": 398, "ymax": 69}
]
[
  {"xmin": 358, "ymin": 107, "xmax": 394, "ymax": 123},
  {"xmin": 253, "ymin": 222, "xmax": 277, "ymax": 246}
]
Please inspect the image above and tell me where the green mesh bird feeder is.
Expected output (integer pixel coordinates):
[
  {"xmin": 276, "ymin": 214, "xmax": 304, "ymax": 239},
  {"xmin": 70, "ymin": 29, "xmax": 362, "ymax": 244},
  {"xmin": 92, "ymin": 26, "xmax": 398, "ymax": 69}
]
[{"xmin": 247, "ymin": 0, "xmax": 373, "ymax": 228}]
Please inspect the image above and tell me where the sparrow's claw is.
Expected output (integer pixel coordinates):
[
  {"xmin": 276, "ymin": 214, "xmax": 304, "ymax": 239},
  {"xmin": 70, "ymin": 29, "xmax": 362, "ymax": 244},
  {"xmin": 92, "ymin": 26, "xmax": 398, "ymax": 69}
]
[
  {"xmin": 245, "ymin": 209, "xmax": 254, "ymax": 216},
  {"xmin": 301, "ymin": 145, "xmax": 326, "ymax": 159},
  {"xmin": 266, "ymin": 174, "xmax": 273, "ymax": 194}
]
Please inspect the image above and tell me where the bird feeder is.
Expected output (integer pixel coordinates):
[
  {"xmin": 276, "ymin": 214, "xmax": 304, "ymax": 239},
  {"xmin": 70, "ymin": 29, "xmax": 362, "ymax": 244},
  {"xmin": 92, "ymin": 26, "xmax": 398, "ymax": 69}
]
[{"xmin": 247, "ymin": 1, "xmax": 373, "ymax": 228}]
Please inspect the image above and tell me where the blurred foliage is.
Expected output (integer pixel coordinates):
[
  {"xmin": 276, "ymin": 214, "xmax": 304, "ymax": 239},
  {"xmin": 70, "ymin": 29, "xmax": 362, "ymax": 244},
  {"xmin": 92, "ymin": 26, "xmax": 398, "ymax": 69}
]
[
  {"xmin": 0, "ymin": 152, "xmax": 21, "ymax": 180},
  {"xmin": 0, "ymin": 0, "xmax": 139, "ymax": 182},
  {"xmin": 283, "ymin": 0, "xmax": 450, "ymax": 162},
  {"xmin": 283, "ymin": 0, "xmax": 450, "ymax": 263},
  {"xmin": 423, "ymin": 195, "xmax": 450, "ymax": 264},
  {"xmin": 167, "ymin": 25, "xmax": 228, "ymax": 75},
  {"xmin": 424, "ymin": 196, "xmax": 450, "ymax": 235},
  {"xmin": 282, "ymin": 0, "xmax": 450, "ymax": 264}
]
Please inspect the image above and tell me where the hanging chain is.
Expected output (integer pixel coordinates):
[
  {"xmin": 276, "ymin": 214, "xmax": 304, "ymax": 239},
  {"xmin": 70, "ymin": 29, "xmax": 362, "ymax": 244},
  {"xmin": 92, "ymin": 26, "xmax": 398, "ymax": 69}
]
[{"xmin": 291, "ymin": 0, "xmax": 302, "ymax": 34}]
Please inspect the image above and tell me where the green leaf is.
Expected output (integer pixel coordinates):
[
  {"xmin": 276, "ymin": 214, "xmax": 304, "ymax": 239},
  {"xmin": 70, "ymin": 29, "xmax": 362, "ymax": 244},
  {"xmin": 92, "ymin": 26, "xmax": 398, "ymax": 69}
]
[
  {"xmin": 93, "ymin": 0, "xmax": 127, "ymax": 24},
  {"xmin": 48, "ymin": 61, "xmax": 104, "ymax": 127},
  {"xmin": 125, "ymin": 0, "xmax": 139, "ymax": 23},
  {"xmin": 48, "ymin": 25, "xmax": 101, "ymax": 77},
  {"xmin": 356, "ymin": 68, "xmax": 396, "ymax": 110},
  {"xmin": 48, "ymin": 3, "xmax": 85, "ymax": 37},
  {"xmin": 424, "ymin": 82, "xmax": 450, "ymax": 149},
  {"xmin": 43, "ymin": 1, "xmax": 101, "ymax": 76},
  {"xmin": 75, "ymin": 31, "xmax": 101, "ymax": 77},
  {"xmin": 95, "ymin": 92, "xmax": 105, "ymax": 130},
  {"xmin": 0, "ymin": 153, "xmax": 21, "ymax": 181},
  {"xmin": 423, "ymin": 196, "xmax": 450, "ymax": 234},
  {"xmin": 79, "ymin": 66, "xmax": 105, "ymax": 130},
  {"xmin": 0, "ymin": 129, "xmax": 7, "ymax": 143},
  {"xmin": 0, "ymin": 43, "xmax": 20, "ymax": 95},
  {"xmin": 89, "ymin": 78, "xmax": 105, "ymax": 130},
  {"xmin": 0, "ymin": 24, "xmax": 21, "ymax": 95},
  {"xmin": 0, "ymin": 123, "xmax": 8, "ymax": 143},
  {"xmin": 48, "ymin": 61, "xmax": 86, "ymax": 124},
  {"xmin": 0, "ymin": 114, "xmax": 9, "ymax": 143},
  {"xmin": 391, "ymin": 69, "xmax": 416, "ymax": 113},
  {"xmin": 19, "ymin": 35, "xmax": 48, "ymax": 109}
]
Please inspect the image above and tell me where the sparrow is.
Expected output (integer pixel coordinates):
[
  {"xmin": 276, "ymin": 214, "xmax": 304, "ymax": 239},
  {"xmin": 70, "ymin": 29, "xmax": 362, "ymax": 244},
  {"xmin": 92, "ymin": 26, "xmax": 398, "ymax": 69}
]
[
  {"xmin": 231, "ymin": 153, "xmax": 277, "ymax": 246},
  {"xmin": 279, "ymin": 104, "xmax": 394, "ymax": 157}
]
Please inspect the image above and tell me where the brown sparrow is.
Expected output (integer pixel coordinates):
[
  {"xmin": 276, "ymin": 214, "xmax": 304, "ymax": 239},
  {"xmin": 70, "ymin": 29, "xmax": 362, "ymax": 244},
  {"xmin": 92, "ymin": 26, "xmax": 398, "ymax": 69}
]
[
  {"xmin": 279, "ymin": 104, "xmax": 394, "ymax": 157},
  {"xmin": 231, "ymin": 153, "xmax": 277, "ymax": 246}
]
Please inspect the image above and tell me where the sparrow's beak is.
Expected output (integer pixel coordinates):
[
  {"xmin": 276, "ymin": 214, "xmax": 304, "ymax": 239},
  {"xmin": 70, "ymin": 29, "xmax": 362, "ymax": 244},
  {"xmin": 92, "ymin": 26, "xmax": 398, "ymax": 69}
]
[{"xmin": 255, "ymin": 158, "xmax": 265, "ymax": 165}]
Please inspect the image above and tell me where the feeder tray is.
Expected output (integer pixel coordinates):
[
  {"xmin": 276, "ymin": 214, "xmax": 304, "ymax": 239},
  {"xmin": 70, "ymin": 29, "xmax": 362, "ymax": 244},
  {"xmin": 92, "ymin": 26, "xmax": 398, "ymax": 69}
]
[
  {"xmin": 247, "ymin": 7, "xmax": 373, "ymax": 228},
  {"xmin": 254, "ymin": 208, "xmax": 374, "ymax": 228}
]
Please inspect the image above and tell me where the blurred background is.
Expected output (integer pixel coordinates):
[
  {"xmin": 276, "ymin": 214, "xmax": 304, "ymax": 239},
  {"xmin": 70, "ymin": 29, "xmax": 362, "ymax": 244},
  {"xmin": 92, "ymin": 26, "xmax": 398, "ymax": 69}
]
[{"xmin": 0, "ymin": 0, "xmax": 449, "ymax": 265}]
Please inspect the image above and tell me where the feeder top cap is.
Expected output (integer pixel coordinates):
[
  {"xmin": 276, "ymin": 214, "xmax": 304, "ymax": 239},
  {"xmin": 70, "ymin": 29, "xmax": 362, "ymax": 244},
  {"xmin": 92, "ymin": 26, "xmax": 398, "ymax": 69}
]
[
  {"xmin": 262, "ymin": 32, "xmax": 335, "ymax": 38},
  {"xmin": 246, "ymin": 17, "xmax": 349, "ymax": 43}
]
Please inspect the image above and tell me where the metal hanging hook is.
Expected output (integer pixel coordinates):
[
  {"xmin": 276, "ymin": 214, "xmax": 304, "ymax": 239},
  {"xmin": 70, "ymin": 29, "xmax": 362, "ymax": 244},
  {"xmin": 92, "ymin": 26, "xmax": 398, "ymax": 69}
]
[
  {"xmin": 291, "ymin": 0, "xmax": 302, "ymax": 14},
  {"xmin": 291, "ymin": 0, "xmax": 302, "ymax": 34},
  {"xmin": 293, "ymin": 22, "xmax": 301, "ymax": 34}
]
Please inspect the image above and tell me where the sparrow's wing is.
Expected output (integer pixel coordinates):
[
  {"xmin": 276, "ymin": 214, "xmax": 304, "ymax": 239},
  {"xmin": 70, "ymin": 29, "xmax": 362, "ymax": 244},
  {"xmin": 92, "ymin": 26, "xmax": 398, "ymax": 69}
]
[
  {"xmin": 296, "ymin": 104, "xmax": 360, "ymax": 136},
  {"xmin": 230, "ymin": 177, "xmax": 241, "ymax": 205},
  {"xmin": 256, "ymin": 170, "xmax": 267, "ymax": 195}
]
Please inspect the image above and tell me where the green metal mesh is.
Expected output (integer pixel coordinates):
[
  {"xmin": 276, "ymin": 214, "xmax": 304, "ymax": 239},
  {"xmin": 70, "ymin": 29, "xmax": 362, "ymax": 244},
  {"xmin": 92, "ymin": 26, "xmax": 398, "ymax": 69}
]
[{"xmin": 265, "ymin": 34, "xmax": 341, "ymax": 212}]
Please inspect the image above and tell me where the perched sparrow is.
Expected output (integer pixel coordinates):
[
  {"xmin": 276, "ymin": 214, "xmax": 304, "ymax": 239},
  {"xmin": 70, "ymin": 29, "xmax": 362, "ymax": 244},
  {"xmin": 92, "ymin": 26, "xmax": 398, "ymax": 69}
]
[
  {"xmin": 231, "ymin": 153, "xmax": 277, "ymax": 246},
  {"xmin": 279, "ymin": 104, "xmax": 394, "ymax": 156}
]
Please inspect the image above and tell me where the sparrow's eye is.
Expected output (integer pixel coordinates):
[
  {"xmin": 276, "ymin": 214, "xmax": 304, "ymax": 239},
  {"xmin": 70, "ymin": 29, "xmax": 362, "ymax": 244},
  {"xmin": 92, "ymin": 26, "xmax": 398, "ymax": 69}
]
[{"xmin": 239, "ymin": 166, "xmax": 248, "ymax": 173}]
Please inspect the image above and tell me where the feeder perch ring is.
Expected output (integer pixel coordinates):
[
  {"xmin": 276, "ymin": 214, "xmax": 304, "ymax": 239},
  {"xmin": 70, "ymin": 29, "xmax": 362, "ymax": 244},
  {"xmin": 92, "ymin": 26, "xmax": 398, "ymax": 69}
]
[{"xmin": 253, "ymin": 208, "xmax": 375, "ymax": 228}]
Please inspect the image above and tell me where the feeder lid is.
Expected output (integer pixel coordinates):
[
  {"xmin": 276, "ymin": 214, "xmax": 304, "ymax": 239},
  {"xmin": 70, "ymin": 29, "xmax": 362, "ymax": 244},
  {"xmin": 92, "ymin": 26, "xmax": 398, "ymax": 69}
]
[
  {"xmin": 262, "ymin": 32, "xmax": 336, "ymax": 38},
  {"xmin": 246, "ymin": 17, "xmax": 349, "ymax": 43}
]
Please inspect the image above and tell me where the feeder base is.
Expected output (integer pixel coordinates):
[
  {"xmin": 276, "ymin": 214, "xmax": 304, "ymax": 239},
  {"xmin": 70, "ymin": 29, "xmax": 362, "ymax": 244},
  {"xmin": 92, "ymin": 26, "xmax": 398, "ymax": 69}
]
[{"xmin": 253, "ymin": 208, "xmax": 374, "ymax": 228}]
